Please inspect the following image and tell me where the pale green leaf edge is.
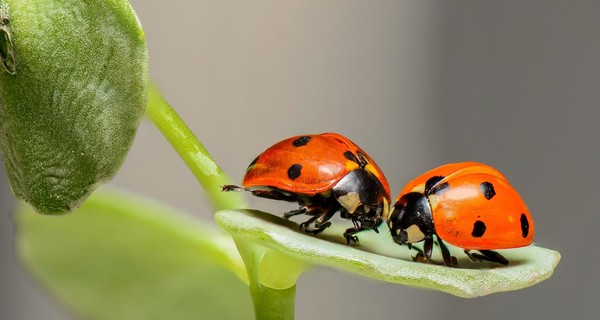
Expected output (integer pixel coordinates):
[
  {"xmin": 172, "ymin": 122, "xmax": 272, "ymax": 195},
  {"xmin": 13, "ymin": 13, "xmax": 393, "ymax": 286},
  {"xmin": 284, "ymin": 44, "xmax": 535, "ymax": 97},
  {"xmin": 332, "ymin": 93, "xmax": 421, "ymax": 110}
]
[{"xmin": 216, "ymin": 209, "xmax": 561, "ymax": 298}]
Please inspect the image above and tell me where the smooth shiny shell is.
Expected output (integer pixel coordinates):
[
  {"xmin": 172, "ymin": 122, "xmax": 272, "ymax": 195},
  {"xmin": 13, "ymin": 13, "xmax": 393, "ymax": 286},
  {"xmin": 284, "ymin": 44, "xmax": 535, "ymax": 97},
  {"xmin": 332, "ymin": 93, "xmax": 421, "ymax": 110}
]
[
  {"xmin": 397, "ymin": 162, "xmax": 507, "ymax": 197},
  {"xmin": 242, "ymin": 133, "xmax": 390, "ymax": 196},
  {"xmin": 397, "ymin": 162, "xmax": 534, "ymax": 250}
]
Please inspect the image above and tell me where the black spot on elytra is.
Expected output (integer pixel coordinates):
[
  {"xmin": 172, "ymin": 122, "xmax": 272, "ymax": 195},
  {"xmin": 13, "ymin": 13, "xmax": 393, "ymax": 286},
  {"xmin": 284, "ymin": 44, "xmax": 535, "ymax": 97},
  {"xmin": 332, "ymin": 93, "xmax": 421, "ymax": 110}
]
[
  {"xmin": 292, "ymin": 136, "xmax": 312, "ymax": 147},
  {"xmin": 425, "ymin": 176, "xmax": 445, "ymax": 195},
  {"xmin": 344, "ymin": 151, "xmax": 359, "ymax": 163},
  {"xmin": 431, "ymin": 182, "xmax": 450, "ymax": 195},
  {"xmin": 344, "ymin": 150, "xmax": 368, "ymax": 168},
  {"xmin": 287, "ymin": 164, "xmax": 302, "ymax": 180},
  {"xmin": 480, "ymin": 181, "xmax": 496, "ymax": 200},
  {"xmin": 520, "ymin": 213, "xmax": 529, "ymax": 238},
  {"xmin": 471, "ymin": 220, "xmax": 486, "ymax": 238}
]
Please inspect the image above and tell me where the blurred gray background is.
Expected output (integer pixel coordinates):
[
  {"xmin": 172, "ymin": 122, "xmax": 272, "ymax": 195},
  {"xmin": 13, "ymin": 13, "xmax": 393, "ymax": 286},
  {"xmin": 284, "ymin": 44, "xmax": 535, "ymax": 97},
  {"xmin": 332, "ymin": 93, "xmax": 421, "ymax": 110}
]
[{"xmin": 1, "ymin": 1, "xmax": 598, "ymax": 319}]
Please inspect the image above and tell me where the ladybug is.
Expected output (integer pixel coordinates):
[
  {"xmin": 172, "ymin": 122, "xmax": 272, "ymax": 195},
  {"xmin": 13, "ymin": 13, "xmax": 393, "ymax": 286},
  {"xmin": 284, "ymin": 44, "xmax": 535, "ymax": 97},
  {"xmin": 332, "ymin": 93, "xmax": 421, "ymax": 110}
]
[
  {"xmin": 223, "ymin": 133, "xmax": 391, "ymax": 243},
  {"xmin": 386, "ymin": 162, "xmax": 534, "ymax": 266}
]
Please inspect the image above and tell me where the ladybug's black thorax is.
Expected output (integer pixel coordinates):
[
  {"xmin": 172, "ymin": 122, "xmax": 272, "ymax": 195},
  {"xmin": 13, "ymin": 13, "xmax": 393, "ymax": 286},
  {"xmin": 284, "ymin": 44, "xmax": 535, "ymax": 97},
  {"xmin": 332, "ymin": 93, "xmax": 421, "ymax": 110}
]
[
  {"xmin": 388, "ymin": 192, "xmax": 435, "ymax": 244},
  {"xmin": 331, "ymin": 168, "xmax": 388, "ymax": 219}
]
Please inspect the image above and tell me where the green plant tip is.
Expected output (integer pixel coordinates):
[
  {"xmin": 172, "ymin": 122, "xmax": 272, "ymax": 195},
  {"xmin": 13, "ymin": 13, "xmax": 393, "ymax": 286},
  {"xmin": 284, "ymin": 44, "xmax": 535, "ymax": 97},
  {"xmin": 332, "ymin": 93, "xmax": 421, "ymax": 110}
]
[
  {"xmin": 0, "ymin": 3, "xmax": 16, "ymax": 74},
  {"xmin": 0, "ymin": 0, "xmax": 148, "ymax": 214},
  {"xmin": 215, "ymin": 209, "xmax": 561, "ymax": 298}
]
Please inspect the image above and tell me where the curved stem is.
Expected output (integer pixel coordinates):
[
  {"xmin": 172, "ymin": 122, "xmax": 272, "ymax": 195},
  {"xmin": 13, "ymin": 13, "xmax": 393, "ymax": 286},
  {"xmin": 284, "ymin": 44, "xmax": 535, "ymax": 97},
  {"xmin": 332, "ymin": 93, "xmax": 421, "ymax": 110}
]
[
  {"xmin": 145, "ymin": 82, "xmax": 246, "ymax": 211},
  {"xmin": 147, "ymin": 82, "xmax": 298, "ymax": 319},
  {"xmin": 234, "ymin": 240, "xmax": 297, "ymax": 320},
  {"xmin": 250, "ymin": 282, "xmax": 296, "ymax": 320}
]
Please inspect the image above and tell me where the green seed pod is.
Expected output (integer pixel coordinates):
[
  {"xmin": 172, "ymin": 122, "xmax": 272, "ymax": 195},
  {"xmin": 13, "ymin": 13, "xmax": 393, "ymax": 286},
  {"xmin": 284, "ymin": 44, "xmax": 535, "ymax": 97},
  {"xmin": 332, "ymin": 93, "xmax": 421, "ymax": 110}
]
[{"xmin": 0, "ymin": 0, "xmax": 148, "ymax": 214}]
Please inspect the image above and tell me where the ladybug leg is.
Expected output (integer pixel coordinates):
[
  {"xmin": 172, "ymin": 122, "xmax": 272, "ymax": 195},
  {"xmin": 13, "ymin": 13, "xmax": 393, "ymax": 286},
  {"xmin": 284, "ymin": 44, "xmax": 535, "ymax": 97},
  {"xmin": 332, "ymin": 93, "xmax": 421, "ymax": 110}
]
[
  {"xmin": 342, "ymin": 222, "xmax": 363, "ymax": 244},
  {"xmin": 464, "ymin": 250, "xmax": 509, "ymax": 265},
  {"xmin": 479, "ymin": 250, "xmax": 509, "ymax": 265},
  {"xmin": 250, "ymin": 190, "xmax": 298, "ymax": 202},
  {"xmin": 312, "ymin": 207, "xmax": 337, "ymax": 231},
  {"xmin": 342, "ymin": 216, "xmax": 379, "ymax": 244},
  {"xmin": 463, "ymin": 250, "xmax": 477, "ymax": 262},
  {"xmin": 221, "ymin": 185, "xmax": 245, "ymax": 192},
  {"xmin": 222, "ymin": 185, "xmax": 299, "ymax": 202},
  {"xmin": 409, "ymin": 244, "xmax": 423, "ymax": 254},
  {"xmin": 413, "ymin": 236, "xmax": 434, "ymax": 263},
  {"xmin": 299, "ymin": 206, "xmax": 336, "ymax": 235},
  {"xmin": 436, "ymin": 237, "xmax": 458, "ymax": 267},
  {"xmin": 423, "ymin": 237, "xmax": 434, "ymax": 261},
  {"xmin": 283, "ymin": 208, "xmax": 307, "ymax": 219}
]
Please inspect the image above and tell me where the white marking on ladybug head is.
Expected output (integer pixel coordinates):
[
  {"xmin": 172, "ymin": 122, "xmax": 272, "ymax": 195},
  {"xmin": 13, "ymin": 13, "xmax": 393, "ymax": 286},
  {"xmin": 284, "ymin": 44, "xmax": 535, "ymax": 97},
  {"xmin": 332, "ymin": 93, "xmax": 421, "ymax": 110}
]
[
  {"xmin": 337, "ymin": 191, "xmax": 361, "ymax": 214},
  {"xmin": 405, "ymin": 224, "xmax": 425, "ymax": 243}
]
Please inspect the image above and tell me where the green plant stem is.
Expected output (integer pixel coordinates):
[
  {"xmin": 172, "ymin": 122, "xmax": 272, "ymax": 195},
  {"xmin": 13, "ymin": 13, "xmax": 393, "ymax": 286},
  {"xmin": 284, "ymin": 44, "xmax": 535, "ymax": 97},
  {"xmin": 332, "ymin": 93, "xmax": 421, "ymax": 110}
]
[
  {"xmin": 250, "ymin": 282, "xmax": 296, "ymax": 320},
  {"xmin": 235, "ymin": 240, "xmax": 297, "ymax": 320},
  {"xmin": 147, "ymin": 83, "xmax": 297, "ymax": 319},
  {"xmin": 146, "ymin": 83, "xmax": 246, "ymax": 211}
]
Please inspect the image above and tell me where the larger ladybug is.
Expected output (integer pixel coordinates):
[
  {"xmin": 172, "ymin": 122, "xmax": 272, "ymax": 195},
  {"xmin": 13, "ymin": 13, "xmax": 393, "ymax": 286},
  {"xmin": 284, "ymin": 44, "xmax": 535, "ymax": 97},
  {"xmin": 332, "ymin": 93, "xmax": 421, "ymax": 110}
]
[
  {"xmin": 223, "ymin": 133, "xmax": 391, "ymax": 243},
  {"xmin": 386, "ymin": 162, "xmax": 534, "ymax": 266}
]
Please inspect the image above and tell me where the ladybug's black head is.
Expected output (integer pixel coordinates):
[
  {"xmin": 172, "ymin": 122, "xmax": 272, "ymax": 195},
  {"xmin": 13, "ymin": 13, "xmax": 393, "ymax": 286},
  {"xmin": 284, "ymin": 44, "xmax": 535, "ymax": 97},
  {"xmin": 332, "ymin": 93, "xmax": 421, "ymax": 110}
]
[
  {"xmin": 331, "ymin": 169, "xmax": 390, "ymax": 225},
  {"xmin": 388, "ymin": 192, "xmax": 435, "ymax": 245}
]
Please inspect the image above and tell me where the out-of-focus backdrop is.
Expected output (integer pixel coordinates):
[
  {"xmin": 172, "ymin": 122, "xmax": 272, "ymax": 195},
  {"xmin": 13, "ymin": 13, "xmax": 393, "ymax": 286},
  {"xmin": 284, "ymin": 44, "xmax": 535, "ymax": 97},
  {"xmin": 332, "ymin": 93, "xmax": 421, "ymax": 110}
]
[{"xmin": 1, "ymin": 1, "xmax": 598, "ymax": 319}]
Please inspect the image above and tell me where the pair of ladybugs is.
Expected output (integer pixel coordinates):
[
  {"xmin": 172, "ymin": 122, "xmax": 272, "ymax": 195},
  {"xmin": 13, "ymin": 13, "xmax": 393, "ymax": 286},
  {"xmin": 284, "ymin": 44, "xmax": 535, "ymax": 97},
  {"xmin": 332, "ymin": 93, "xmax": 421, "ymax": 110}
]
[{"xmin": 223, "ymin": 133, "xmax": 534, "ymax": 266}]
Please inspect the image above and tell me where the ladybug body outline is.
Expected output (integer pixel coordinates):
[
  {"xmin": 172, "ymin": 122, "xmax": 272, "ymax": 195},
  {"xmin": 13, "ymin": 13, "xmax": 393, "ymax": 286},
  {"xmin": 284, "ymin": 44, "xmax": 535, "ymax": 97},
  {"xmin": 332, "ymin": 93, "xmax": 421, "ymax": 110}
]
[
  {"xmin": 387, "ymin": 162, "xmax": 534, "ymax": 266},
  {"xmin": 223, "ymin": 133, "xmax": 391, "ymax": 243}
]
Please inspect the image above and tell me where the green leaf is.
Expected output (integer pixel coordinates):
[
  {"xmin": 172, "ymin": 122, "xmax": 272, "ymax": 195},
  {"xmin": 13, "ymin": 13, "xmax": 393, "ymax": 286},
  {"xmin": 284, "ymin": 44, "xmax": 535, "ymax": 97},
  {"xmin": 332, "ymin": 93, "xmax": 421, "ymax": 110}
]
[
  {"xmin": 216, "ymin": 209, "xmax": 561, "ymax": 298},
  {"xmin": 0, "ymin": 0, "xmax": 148, "ymax": 214},
  {"xmin": 16, "ymin": 188, "xmax": 253, "ymax": 320}
]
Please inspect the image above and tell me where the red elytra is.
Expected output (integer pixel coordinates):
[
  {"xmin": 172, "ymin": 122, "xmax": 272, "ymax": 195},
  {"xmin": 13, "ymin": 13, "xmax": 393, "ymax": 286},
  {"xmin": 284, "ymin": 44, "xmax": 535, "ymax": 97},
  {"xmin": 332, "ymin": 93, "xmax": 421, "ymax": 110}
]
[
  {"xmin": 242, "ymin": 133, "xmax": 390, "ymax": 195},
  {"xmin": 223, "ymin": 133, "xmax": 391, "ymax": 244},
  {"xmin": 387, "ymin": 162, "xmax": 534, "ymax": 266}
]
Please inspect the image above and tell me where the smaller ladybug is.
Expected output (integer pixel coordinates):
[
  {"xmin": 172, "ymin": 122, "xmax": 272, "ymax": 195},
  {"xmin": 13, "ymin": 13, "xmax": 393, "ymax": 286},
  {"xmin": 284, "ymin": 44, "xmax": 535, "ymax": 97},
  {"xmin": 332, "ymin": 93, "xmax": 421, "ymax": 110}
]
[
  {"xmin": 386, "ymin": 162, "xmax": 534, "ymax": 266},
  {"xmin": 223, "ymin": 133, "xmax": 391, "ymax": 243}
]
